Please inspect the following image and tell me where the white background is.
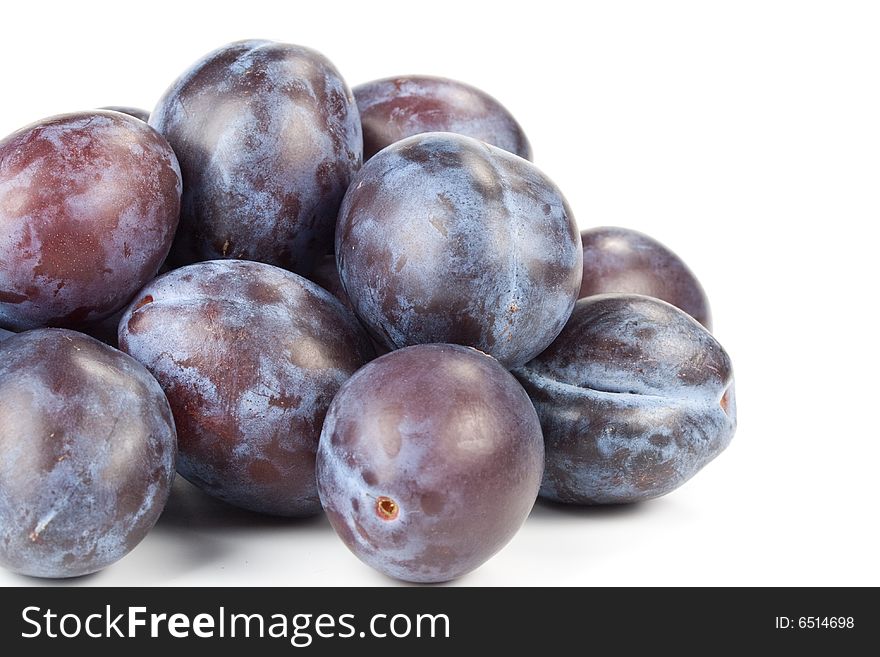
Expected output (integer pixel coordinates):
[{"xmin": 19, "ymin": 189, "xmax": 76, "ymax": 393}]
[{"xmin": 1, "ymin": 0, "xmax": 878, "ymax": 587}]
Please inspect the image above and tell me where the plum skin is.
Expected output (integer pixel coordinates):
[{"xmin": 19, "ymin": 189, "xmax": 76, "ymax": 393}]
[
  {"xmin": 308, "ymin": 255, "xmax": 389, "ymax": 357},
  {"xmin": 317, "ymin": 343, "xmax": 544, "ymax": 583},
  {"xmin": 0, "ymin": 111, "xmax": 181, "ymax": 331},
  {"xmin": 100, "ymin": 106, "xmax": 150, "ymax": 122},
  {"xmin": 580, "ymin": 227, "xmax": 711, "ymax": 329},
  {"xmin": 150, "ymin": 39, "xmax": 362, "ymax": 274},
  {"xmin": 0, "ymin": 329, "xmax": 176, "ymax": 578},
  {"xmin": 119, "ymin": 259, "xmax": 375, "ymax": 516},
  {"xmin": 336, "ymin": 132, "xmax": 582, "ymax": 369},
  {"xmin": 354, "ymin": 75, "xmax": 532, "ymax": 160},
  {"xmin": 514, "ymin": 294, "xmax": 736, "ymax": 505}
]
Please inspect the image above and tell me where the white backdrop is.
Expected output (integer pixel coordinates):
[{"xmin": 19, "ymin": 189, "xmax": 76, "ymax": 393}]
[{"xmin": 1, "ymin": 0, "xmax": 877, "ymax": 586}]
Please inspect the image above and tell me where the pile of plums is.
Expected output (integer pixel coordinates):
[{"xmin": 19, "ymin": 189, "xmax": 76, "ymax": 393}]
[{"xmin": 0, "ymin": 40, "xmax": 736, "ymax": 583}]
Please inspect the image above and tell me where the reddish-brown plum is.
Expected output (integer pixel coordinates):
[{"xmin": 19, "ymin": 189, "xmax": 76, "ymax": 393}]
[
  {"xmin": 514, "ymin": 295, "xmax": 736, "ymax": 505},
  {"xmin": 100, "ymin": 106, "xmax": 150, "ymax": 122},
  {"xmin": 0, "ymin": 329, "xmax": 176, "ymax": 578},
  {"xmin": 580, "ymin": 227, "xmax": 711, "ymax": 328},
  {"xmin": 355, "ymin": 76, "xmax": 531, "ymax": 160},
  {"xmin": 317, "ymin": 344, "xmax": 544, "ymax": 583},
  {"xmin": 150, "ymin": 39, "xmax": 362, "ymax": 274},
  {"xmin": 336, "ymin": 132, "xmax": 582, "ymax": 368},
  {"xmin": 0, "ymin": 111, "xmax": 181, "ymax": 331},
  {"xmin": 119, "ymin": 260, "xmax": 374, "ymax": 516}
]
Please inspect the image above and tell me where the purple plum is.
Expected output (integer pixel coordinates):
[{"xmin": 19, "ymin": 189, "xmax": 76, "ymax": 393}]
[
  {"xmin": 580, "ymin": 227, "xmax": 711, "ymax": 329},
  {"xmin": 514, "ymin": 294, "xmax": 736, "ymax": 505},
  {"xmin": 119, "ymin": 259, "xmax": 374, "ymax": 516},
  {"xmin": 0, "ymin": 111, "xmax": 181, "ymax": 331},
  {"xmin": 355, "ymin": 75, "xmax": 531, "ymax": 160},
  {"xmin": 336, "ymin": 132, "xmax": 581, "ymax": 368},
  {"xmin": 150, "ymin": 39, "xmax": 362, "ymax": 274},
  {"xmin": 317, "ymin": 343, "xmax": 544, "ymax": 582},
  {"xmin": 0, "ymin": 329, "xmax": 176, "ymax": 578}
]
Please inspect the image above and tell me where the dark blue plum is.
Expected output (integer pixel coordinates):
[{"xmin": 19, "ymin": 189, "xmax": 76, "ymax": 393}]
[
  {"xmin": 317, "ymin": 344, "xmax": 544, "ymax": 583},
  {"xmin": 580, "ymin": 227, "xmax": 711, "ymax": 329},
  {"xmin": 150, "ymin": 39, "xmax": 362, "ymax": 274},
  {"xmin": 355, "ymin": 76, "xmax": 531, "ymax": 160},
  {"xmin": 0, "ymin": 329, "xmax": 176, "ymax": 578},
  {"xmin": 118, "ymin": 260, "xmax": 374, "ymax": 516},
  {"xmin": 0, "ymin": 328, "xmax": 13, "ymax": 341},
  {"xmin": 336, "ymin": 132, "xmax": 582, "ymax": 369},
  {"xmin": 514, "ymin": 294, "xmax": 736, "ymax": 505}
]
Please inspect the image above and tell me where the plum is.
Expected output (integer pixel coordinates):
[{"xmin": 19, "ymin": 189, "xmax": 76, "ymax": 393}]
[
  {"xmin": 100, "ymin": 106, "xmax": 150, "ymax": 122},
  {"xmin": 150, "ymin": 39, "xmax": 362, "ymax": 274},
  {"xmin": 0, "ymin": 328, "xmax": 12, "ymax": 341},
  {"xmin": 0, "ymin": 329, "xmax": 176, "ymax": 578},
  {"xmin": 514, "ymin": 294, "xmax": 736, "ymax": 505},
  {"xmin": 119, "ymin": 259, "xmax": 374, "ymax": 516},
  {"xmin": 336, "ymin": 132, "xmax": 582, "ymax": 369},
  {"xmin": 317, "ymin": 343, "xmax": 544, "ymax": 583},
  {"xmin": 580, "ymin": 227, "xmax": 711, "ymax": 328},
  {"xmin": 0, "ymin": 111, "xmax": 181, "ymax": 331},
  {"xmin": 354, "ymin": 75, "xmax": 531, "ymax": 160}
]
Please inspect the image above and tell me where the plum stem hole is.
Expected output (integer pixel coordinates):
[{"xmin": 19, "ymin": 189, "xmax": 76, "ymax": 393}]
[
  {"xmin": 376, "ymin": 496, "xmax": 399, "ymax": 521},
  {"xmin": 720, "ymin": 388, "xmax": 731, "ymax": 415},
  {"xmin": 134, "ymin": 295, "xmax": 154, "ymax": 311}
]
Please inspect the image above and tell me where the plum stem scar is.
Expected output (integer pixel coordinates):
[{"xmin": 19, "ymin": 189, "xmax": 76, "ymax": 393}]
[{"xmin": 376, "ymin": 496, "xmax": 399, "ymax": 521}]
